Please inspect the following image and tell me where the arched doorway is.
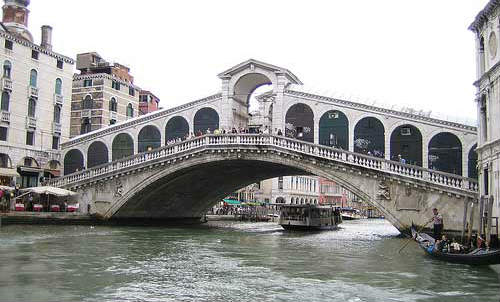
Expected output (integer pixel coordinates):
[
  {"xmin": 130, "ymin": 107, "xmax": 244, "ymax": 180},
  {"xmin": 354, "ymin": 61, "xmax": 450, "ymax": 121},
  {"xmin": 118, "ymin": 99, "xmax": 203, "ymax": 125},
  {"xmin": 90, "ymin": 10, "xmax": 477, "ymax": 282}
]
[
  {"xmin": 468, "ymin": 144, "xmax": 478, "ymax": 179},
  {"xmin": 165, "ymin": 116, "xmax": 189, "ymax": 142},
  {"xmin": 285, "ymin": 103, "xmax": 314, "ymax": 143},
  {"xmin": 87, "ymin": 141, "xmax": 109, "ymax": 168},
  {"xmin": 428, "ymin": 132, "xmax": 462, "ymax": 175},
  {"xmin": 194, "ymin": 108, "xmax": 219, "ymax": 134},
  {"xmin": 138, "ymin": 125, "xmax": 161, "ymax": 153},
  {"xmin": 64, "ymin": 149, "xmax": 84, "ymax": 175},
  {"xmin": 354, "ymin": 117, "xmax": 385, "ymax": 156},
  {"xmin": 390, "ymin": 125, "xmax": 422, "ymax": 166},
  {"xmin": 112, "ymin": 133, "xmax": 134, "ymax": 161},
  {"xmin": 319, "ymin": 110, "xmax": 348, "ymax": 149}
]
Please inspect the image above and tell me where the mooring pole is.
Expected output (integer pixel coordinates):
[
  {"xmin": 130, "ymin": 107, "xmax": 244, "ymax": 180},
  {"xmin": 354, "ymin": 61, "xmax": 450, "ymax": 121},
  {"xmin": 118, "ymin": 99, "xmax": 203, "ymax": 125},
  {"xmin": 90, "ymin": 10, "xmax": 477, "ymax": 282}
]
[
  {"xmin": 461, "ymin": 198, "xmax": 469, "ymax": 243},
  {"xmin": 467, "ymin": 201, "xmax": 476, "ymax": 245},
  {"xmin": 486, "ymin": 196, "xmax": 494, "ymax": 247}
]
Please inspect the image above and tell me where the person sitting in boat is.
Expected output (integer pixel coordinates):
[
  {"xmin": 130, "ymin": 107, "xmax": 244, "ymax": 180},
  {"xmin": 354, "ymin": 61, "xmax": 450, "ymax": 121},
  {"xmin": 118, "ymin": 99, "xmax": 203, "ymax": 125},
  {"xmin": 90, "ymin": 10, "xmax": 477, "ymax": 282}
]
[{"xmin": 450, "ymin": 238, "xmax": 463, "ymax": 254}]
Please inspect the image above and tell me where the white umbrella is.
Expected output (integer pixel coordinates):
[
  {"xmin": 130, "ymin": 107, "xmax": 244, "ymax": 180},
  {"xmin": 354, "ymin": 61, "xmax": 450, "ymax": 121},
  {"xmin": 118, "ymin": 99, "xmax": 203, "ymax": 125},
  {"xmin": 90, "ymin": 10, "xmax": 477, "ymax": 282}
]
[
  {"xmin": 0, "ymin": 185, "xmax": 15, "ymax": 192},
  {"xmin": 20, "ymin": 186, "xmax": 77, "ymax": 197}
]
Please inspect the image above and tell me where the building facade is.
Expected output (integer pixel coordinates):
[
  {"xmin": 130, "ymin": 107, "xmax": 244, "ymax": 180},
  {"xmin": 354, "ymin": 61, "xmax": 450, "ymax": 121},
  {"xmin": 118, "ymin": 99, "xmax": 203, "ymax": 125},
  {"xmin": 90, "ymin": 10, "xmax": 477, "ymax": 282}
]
[
  {"xmin": 0, "ymin": 0, "xmax": 74, "ymax": 187},
  {"xmin": 139, "ymin": 90, "xmax": 160, "ymax": 115},
  {"xmin": 469, "ymin": 1, "xmax": 500, "ymax": 220},
  {"xmin": 71, "ymin": 52, "xmax": 141, "ymax": 137}
]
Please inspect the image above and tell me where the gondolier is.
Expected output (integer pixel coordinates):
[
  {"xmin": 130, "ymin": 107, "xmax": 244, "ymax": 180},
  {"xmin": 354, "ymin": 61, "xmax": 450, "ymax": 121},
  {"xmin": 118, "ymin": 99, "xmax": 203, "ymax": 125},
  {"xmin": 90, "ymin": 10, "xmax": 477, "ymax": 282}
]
[{"xmin": 430, "ymin": 208, "xmax": 443, "ymax": 239}]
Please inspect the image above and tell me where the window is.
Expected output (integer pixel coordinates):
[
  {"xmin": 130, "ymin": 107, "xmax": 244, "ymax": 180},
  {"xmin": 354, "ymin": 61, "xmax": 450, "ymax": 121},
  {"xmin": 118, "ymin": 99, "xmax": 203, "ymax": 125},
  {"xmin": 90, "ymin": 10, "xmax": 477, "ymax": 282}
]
[
  {"xmin": 1, "ymin": 91, "xmax": 9, "ymax": 111},
  {"xmin": 29, "ymin": 69, "xmax": 37, "ymax": 87},
  {"xmin": 112, "ymin": 80, "xmax": 120, "ymax": 91},
  {"xmin": 109, "ymin": 97, "xmax": 117, "ymax": 112},
  {"xmin": 278, "ymin": 176, "xmax": 283, "ymax": 190},
  {"xmin": 55, "ymin": 78, "xmax": 62, "ymax": 95},
  {"xmin": 0, "ymin": 126, "xmax": 7, "ymax": 141},
  {"xmin": 52, "ymin": 136, "xmax": 59, "ymax": 150},
  {"xmin": 4, "ymin": 40, "xmax": 13, "ymax": 50},
  {"xmin": 3, "ymin": 60, "xmax": 11, "ymax": 78},
  {"xmin": 82, "ymin": 95, "xmax": 93, "ymax": 109},
  {"xmin": 53, "ymin": 105, "xmax": 61, "ymax": 123},
  {"xmin": 127, "ymin": 104, "xmax": 135, "ymax": 117},
  {"xmin": 26, "ymin": 131, "xmax": 34, "ymax": 146},
  {"xmin": 110, "ymin": 119, "xmax": 116, "ymax": 125},
  {"xmin": 83, "ymin": 79, "xmax": 93, "ymax": 87},
  {"xmin": 129, "ymin": 87, "xmax": 135, "ymax": 96},
  {"xmin": 28, "ymin": 98, "xmax": 36, "ymax": 117},
  {"xmin": 24, "ymin": 157, "xmax": 33, "ymax": 167},
  {"xmin": 31, "ymin": 50, "xmax": 39, "ymax": 60},
  {"xmin": 57, "ymin": 60, "xmax": 63, "ymax": 69},
  {"xmin": 81, "ymin": 117, "xmax": 91, "ymax": 134}
]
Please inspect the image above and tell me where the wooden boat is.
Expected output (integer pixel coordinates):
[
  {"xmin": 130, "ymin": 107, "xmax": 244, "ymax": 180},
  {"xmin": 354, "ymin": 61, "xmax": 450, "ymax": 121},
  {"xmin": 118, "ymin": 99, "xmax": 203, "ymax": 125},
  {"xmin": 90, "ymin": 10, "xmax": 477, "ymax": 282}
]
[
  {"xmin": 278, "ymin": 204, "xmax": 342, "ymax": 231},
  {"xmin": 340, "ymin": 207, "xmax": 366, "ymax": 220},
  {"xmin": 411, "ymin": 226, "xmax": 500, "ymax": 266}
]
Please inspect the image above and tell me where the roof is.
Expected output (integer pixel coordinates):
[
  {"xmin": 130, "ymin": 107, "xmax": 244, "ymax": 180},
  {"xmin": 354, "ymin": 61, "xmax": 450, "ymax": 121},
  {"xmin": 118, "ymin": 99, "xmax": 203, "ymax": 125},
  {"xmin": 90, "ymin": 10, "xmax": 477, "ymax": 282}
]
[
  {"xmin": 217, "ymin": 58, "xmax": 303, "ymax": 85},
  {"xmin": 469, "ymin": 0, "xmax": 500, "ymax": 32}
]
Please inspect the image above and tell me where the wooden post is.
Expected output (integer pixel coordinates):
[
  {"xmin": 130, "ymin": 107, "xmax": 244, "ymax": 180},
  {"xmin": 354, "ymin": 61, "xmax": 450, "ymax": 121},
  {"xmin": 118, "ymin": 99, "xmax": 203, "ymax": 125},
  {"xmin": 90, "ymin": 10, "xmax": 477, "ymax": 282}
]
[
  {"xmin": 479, "ymin": 197, "xmax": 485, "ymax": 237},
  {"xmin": 461, "ymin": 198, "xmax": 469, "ymax": 243},
  {"xmin": 467, "ymin": 200, "xmax": 476, "ymax": 245},
  {"xmin": 486, "ymin": 196, "xmax": 494, "ymax": 247}
]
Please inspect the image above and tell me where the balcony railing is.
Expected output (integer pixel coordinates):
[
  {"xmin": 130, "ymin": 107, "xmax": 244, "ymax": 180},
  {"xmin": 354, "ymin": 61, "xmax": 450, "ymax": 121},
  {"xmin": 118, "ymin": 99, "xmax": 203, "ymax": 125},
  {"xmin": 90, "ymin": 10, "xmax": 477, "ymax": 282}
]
[
  {"xmin": 81, "ymin": 109, "xmax": 91, "ymax": 118},
  {"xmin": 52, "ymin": 122, "xmax": 62, "ymax": 134},
  {"xmin": 1, "ymin": 110, "xmax": 10, "ymax": 123},
  {"xmin": 54, "ymin": 94, "xmax": 63, "ymax": 106},
  {"xmin": 1, "ymin": 77, "xmax": 12, "ymax": 91},
  {"xmin": 26, "ymin": 116, "xmax": 36, "ymax": 129},
  {"xmin": 28, "ymin": 85, "xmax": 39, "ymax": 98}
]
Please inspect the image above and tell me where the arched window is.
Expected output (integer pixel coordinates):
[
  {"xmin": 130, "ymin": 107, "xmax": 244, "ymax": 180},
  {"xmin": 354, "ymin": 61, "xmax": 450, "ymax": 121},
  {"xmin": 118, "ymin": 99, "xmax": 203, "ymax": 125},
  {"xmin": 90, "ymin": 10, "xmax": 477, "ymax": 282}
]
[
  {"xmin": 82, "ymin": 95, "xmax": 93, "ymax": 110},
  {"xmin": 354, "ymin": 117, "xmax": 385, "ymax": 156},
  {"xmin": 81, "ymin": 117, "xmax": 91, "ymax": 134},
  {"xmin": 3, "ymin": 60, "xmax": 11, "ymax": 78},
  {"xmin": 319, "ymin": 110, "xmax": 348, "ymax": 148},
  {"xmin": 138, "ymin": 125, "xmax": 161, "ymax": 152},
  {"xmin": 53, "ymin": 105, "xmax": 61, "ymax": 123},
  {"xmin": 194, "ymin": 107, "xmax": 219, "ymax": 134},
  {"xmin": 109, "ymin": 97, "xmax": 117, "ymax": 112},
  {"xmin": 55, "ymin": 78, "xmax": 62, "ymax": 95},
  {"xmin": 28, "ymin": 98, "xmax": 36, "ymax": 117},
  {"xmin": 126, "ymin": 103, "xmax": 134, "ymax": 117},
  {"xmin": 63, "ymin": 149, "xmax": 84, "ymax": 175},
  {"xmin": 285, "ymin": 103, "xmax": 314, "ymax": 143},
  {"xmin": 165, "ymin": 116, "xmax": 189, "ymax": 142},
  {"xmin": 428, "ymin": 132, "xmax": 462, "ymax": 175},
  {"xmin": 87, "ymin": 141, "xmax": 109, "ymax": 168},
  {"xmin": 112, "ymin": 133, "xmax": 134, "ymax": 160},
  {"xmin": 1, "ymin": 91, "xmax": 9, "ymax": 111},
  {"xmin": 29, "ymin": 69, "xmax": 37, "ymax": 87},
  {"xmin": 480, "ymin": 36, "xmax": 486, "ymax": 74},
  {"xmin": 390, "ymin": 124, "xmax": 423, "ymax": 166},
  {"xmin": 468, "ymin": 144, "xmax": 478, "ymax": 179}
]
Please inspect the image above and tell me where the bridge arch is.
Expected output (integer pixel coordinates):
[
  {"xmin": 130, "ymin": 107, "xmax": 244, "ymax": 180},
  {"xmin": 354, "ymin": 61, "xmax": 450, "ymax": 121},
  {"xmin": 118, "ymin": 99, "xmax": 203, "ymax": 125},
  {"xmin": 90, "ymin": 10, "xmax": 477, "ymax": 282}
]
[
  {"xmin": 64, "ymin": 149, "xmax": 84, "ymax": 175},
  {"xmin": 285, "ymin": 103, "xmax": 314, "ymax": 142},
  {"xmin": 194, "ymin": 107, "xmax": 219, "ymax": 134},
  {"xmin": 138, "ymin": 125, "xmax": 161, "ymax": 153},
  {"xmin": 318, "ymin": 110, "xmax": 349, "ymax": 149},
  {"xmin": 165, "ymin": 116, "xmax": 189, "ymax": 142},
  {"xmin": 233, "ymin": 72, "xmax": 273, "ymax": 105},
  {"xmin": 468, "ymin": 144, "xmax": 478, "ymax": 179},
  {"xmin": 428, "ymin": 132, "xmax": 462, "ymax": 175},
  {"xmin": 87, "ymin": 141, "xmax": 109, "ymax": 168},
  {"xmin": 112, "ymin": 133, "xmax": 134, "ymax": 161},
  {"xmin": 390, "ymin": 124, "xmax": 423, "ymax": 166},
  {"xmin": 354, "ymin": 116, "xmax": 385, "ymax": 156}
]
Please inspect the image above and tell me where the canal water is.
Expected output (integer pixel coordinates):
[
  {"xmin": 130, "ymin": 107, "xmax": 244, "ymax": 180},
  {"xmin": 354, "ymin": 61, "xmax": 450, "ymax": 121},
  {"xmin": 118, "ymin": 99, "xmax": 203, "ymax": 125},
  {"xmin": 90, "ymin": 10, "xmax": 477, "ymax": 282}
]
[{"xmin": 0, "ymin": 219, "xmax": 498, "ymax": 302}]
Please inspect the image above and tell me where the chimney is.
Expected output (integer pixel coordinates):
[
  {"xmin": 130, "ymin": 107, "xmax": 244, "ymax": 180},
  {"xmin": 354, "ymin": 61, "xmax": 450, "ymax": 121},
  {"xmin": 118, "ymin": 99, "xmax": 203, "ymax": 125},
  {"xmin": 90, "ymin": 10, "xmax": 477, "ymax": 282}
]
[{"xmin": 41, "ymin": 25, "xmax": 52, "ymax": 51}]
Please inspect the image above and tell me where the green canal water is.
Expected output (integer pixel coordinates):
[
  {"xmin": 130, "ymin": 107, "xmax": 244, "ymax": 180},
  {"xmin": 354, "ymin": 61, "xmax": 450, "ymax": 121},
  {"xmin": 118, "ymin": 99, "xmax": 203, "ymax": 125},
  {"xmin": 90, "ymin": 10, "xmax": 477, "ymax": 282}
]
[{"xmin": 0, "ymin": 219, "xmax": 498, "ymax": 302}]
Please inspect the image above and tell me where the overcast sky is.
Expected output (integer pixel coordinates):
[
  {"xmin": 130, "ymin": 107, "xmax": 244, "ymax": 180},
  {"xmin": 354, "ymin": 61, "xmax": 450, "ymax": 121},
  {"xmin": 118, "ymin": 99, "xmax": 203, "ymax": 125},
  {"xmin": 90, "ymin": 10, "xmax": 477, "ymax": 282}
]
[{"xmin": 28, "ymin": 0, "xmax": 489, "ymax": 125}]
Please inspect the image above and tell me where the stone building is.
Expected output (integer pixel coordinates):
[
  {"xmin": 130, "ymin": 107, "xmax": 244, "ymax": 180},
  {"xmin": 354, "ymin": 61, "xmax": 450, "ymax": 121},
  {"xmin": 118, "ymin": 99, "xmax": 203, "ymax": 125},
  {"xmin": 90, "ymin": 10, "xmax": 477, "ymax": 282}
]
[
  {"xmin": 71, "ymin": 52, "xmax": 141, "ymax": 137},
  {"xmin": 469, "ymin": 1, "xmax": 500, "ymax": 220},
  {"xmin": 139, "ymin": 90, "xmax": 160, "ymax": 115},
  {"xmin": 0, "ymin": 0, "xmax": 74, "ymax": 187}
]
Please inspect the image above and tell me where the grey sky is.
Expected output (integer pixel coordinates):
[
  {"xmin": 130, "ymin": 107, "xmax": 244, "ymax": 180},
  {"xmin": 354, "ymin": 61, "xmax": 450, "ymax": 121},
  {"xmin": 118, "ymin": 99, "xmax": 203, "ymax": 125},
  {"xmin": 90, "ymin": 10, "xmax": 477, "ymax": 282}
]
[{"xmin": 28, "ymin": 0, "xmax": 488, "ymax": 124}]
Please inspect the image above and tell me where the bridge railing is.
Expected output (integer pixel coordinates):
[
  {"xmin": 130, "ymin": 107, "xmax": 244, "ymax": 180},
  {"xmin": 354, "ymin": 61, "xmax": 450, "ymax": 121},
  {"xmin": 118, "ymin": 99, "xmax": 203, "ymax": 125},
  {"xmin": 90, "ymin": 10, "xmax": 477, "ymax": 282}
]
[{"xmin": 50, "ymin": 134, "xmax": 478, "ymax": 193}]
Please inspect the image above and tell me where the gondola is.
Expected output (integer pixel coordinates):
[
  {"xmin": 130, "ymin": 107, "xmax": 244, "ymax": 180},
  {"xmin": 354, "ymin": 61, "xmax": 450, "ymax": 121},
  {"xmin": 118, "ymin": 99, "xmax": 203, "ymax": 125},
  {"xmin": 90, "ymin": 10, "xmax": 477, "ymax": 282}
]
[{"xmin": 411, "ymin": 226, "xmax": 500, "ymax": 266}]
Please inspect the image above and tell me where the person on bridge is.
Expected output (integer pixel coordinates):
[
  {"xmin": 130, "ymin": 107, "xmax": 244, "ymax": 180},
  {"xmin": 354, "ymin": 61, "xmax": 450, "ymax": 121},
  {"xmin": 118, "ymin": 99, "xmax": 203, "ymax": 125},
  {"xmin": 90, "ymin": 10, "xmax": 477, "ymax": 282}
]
[{"xmin": 430, "ymin": 208, "xmax": 444, "ymax": 239}]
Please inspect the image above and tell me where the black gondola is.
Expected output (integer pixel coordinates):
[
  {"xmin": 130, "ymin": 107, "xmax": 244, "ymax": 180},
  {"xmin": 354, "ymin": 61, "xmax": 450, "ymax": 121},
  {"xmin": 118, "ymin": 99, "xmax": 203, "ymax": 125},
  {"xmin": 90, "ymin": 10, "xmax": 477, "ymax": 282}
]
[{"xmin": 411, "ymin": 226, "xmax": 500, "ymax": 266}]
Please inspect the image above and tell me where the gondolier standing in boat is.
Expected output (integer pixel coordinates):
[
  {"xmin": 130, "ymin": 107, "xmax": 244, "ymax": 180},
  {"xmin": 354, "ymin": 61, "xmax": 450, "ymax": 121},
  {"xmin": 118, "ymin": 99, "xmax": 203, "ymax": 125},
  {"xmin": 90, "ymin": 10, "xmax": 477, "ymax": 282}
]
[{"xmin": 430, "ymin": 208, "xmax": 444, "ymax": 239}]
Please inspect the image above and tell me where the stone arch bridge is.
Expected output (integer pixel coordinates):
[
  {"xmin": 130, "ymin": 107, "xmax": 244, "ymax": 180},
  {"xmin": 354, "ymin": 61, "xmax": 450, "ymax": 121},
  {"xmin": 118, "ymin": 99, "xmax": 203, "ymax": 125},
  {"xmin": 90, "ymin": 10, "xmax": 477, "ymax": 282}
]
[{"xmin": 50, "ymin": 134, "xmax": 478, "ymax": 232}]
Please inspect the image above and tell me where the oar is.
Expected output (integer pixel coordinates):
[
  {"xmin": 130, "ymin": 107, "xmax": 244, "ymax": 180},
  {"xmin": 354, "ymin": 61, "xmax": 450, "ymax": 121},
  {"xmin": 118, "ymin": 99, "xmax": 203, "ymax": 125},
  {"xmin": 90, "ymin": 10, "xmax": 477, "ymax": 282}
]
[{"xmin": 398, "ymin": 220, "xmax": 432, "ymax": 254}]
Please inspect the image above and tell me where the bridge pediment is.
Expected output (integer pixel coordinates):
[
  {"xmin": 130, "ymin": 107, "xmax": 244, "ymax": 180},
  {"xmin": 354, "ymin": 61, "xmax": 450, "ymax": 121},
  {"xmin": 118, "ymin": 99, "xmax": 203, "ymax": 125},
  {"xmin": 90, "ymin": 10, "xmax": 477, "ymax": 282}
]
[{"xmin": 217, "ymin": 58, "xmax": 302, "ymax": 85}]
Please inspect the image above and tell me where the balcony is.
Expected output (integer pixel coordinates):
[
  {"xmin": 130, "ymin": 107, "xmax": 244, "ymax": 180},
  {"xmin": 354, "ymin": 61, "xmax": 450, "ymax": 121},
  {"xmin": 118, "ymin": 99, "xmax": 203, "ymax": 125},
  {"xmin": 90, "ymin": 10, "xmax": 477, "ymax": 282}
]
[
  {"xmin": 26, "ymin": 116, "xmax": 36, "ymax": 129},
  {"xmin": 1, "ymin": 110, "xmax": 10, "ymax": 123},
  {"xmin": 28, "ymin": 85, "xmax": 39, "ymax": 98},
  {"xmin": 54, "ymin": 93, "xmax": 63, "ymax": 106},
  {"xmin": 110, "ymin": 111, "xmax": 117, "ymax": 120},
  {"xmin": 1, "ymin": 77, "xmax": 12, "ymax": 91},
  {"xmin": 81, "ymin": 109, "xmax": 91, "ymax": 118},
  {"xmin": 52, "ymin": 122, "xmax": 62, "ymax": 134}
]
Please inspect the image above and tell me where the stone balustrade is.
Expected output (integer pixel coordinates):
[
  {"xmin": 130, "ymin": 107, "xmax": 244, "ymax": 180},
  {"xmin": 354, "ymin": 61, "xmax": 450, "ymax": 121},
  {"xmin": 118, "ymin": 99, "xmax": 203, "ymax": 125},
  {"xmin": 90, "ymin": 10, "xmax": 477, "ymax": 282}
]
[{"xmin": 49, "ymin": 134, "xmax": 479, "ymax": 194}]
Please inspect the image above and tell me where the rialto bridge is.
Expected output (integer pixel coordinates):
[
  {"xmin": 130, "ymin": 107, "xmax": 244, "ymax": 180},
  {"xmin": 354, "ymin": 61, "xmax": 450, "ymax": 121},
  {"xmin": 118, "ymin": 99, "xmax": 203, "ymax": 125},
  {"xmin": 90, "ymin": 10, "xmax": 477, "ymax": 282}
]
[{"xmin": 53, "ymin": 59, "xmax": 480, "ymax": 232}]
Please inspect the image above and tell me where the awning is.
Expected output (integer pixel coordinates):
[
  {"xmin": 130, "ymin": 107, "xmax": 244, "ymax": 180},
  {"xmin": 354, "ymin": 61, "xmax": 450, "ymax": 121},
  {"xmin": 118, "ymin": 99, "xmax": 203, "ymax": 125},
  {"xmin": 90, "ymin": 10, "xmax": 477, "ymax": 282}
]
[
  {"xmin": 223, "ymin": 198, "xmax": 241, "ymax": 205},
  {"xmin": 19, "ymin": 166, "xmax": 42, "ymax": 173},
  {"xmin": 0, "ymin": 168, "xmax": 20, "ymax": 177},
  {"xmin": 45, "ymin": 169, "xmax": 61, "ymax": 177}
]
